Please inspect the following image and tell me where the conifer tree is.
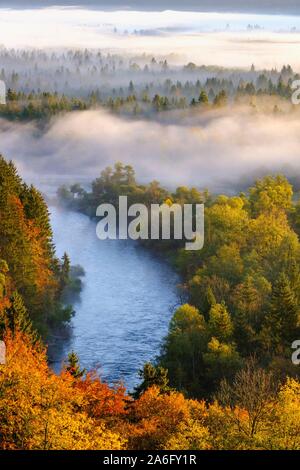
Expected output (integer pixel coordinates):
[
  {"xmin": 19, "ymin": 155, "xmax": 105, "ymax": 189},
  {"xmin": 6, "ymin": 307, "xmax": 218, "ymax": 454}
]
[
  {"xmin": 20, "ymin": 184, "xmax": 54, "ymax": 259},
  {"xmin": 66, "ymin": 351, "xmax": 85, "ymax": 379},
  {"xmin": 262, "ymin": 273, "xmax": 299, "ymax": 352},
  {"xmin": 0, "ymin": 259, "xmax": 8, "ymax": 299},
  {"xmin": 60, "ymin": 253, "xmax": 71, "ymax": 291},
  {"xmin": 208, "ymin": 302, "xmax": 233, "ymax": 342},
  {"xmin": 5, "ymin": 291, "xmax": 36, "ymax": 341},
  {"xmin": 198, "ymin": 90, "xmax": 209, "ymax": 104},
  {"xmin": 133, "ymin": 363, "xmax": 170, "ymax": 399}
]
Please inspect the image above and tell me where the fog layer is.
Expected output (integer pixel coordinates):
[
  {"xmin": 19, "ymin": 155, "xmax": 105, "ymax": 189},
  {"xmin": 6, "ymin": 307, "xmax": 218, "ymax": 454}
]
[
  {"xmin": 1, "ymin": 108, "xmax": 299, "ymax": 192},
  {"xmin": 1, "ymin": 9, "xmax": 300, "ymax": 68}
]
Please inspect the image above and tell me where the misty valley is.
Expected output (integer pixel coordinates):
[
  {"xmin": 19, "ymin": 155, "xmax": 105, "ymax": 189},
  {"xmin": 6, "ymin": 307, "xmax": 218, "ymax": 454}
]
[{"xmin": 1, "ymin": 4, "xmax": 300, "ymax": 454}]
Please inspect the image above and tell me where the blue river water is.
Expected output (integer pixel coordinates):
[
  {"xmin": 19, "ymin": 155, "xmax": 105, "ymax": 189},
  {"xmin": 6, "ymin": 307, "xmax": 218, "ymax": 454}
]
[{"xmin": 49, "ymin": 205, "xmax": 180, "ymax": 391}]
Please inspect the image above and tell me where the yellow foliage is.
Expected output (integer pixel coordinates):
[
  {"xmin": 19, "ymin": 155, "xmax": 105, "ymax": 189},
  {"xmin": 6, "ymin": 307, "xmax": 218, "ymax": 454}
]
[
  {"xmin": 125, "ymin": 386, "xmax": 210, "ymax": 450},
  {"xmin": 265, "ymin": 379, "xmax": 300, "ymax": 450},
  {"xmin": 0, "ymin": 330, "xmax": 125, "ymax": 450},
  {"xmin": 2, "ymin": 330, "xmax": 300, "ymax": 450}
]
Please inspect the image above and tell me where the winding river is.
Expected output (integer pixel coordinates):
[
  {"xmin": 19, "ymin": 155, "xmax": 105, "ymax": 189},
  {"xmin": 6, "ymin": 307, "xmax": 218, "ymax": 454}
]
[{"xmin": 49, "ymin": 206, "xmax": 180, "ymax": 391}]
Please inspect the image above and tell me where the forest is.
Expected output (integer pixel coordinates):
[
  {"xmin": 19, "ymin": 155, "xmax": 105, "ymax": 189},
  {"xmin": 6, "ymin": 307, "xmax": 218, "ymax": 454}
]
[
  {"xmin": 1, "ymin": 9, "xmax": 300, "ymax": 452},
  {"xmin": 1, "ymin": 159, "xmax": 298, "ymax": 450},
  {"xmin": 0, "ymin": 47, "xmax": 297, "ymax": 121}
]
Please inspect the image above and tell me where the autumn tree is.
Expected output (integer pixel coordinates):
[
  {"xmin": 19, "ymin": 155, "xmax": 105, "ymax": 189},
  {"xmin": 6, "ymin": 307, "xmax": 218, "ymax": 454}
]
[
  {"xmin": 0, "ymin": 330, "xmax": 125, "ymax": 450},
  {"xmin": 160, "ymin": 304, "xmax": 208, "ymax": 396},
  {"xmin": 217, "ymin": 358, "xmax": 277, "ymax": 441}
]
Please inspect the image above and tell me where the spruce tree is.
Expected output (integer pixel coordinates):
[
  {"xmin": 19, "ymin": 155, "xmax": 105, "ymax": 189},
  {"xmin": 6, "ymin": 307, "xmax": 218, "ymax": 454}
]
[
  {"xmin": 263, "ymin": 273, "xmax": 299, "ymax": 352},
  {"xmin": 20, "ymin": 184, "xmax": 54, "ymax": 259},
  {"xmin": 133, "ymin": 362, "xmax": 170, "ymax": 399},
  {"xmin": 208, "ymin": 302, "xmax": 233, "ymax": 342},
  {"xmin": 5, "ymin": 291, "xmax": 36, "ymax": 341},
  {"xmin": 60, "ymin": 253, "xmax": 71, "ymax": 291},
  {"xmin": 0, "ymin": 259, "xmax": 8, "ymax": 299},
  {"xmin": 198, "ymin": 90, "xmax": 209, "ymax": 104},
  {"xmin": 66, "ymin": 351, "xmax": 85, "ymax": 378}
]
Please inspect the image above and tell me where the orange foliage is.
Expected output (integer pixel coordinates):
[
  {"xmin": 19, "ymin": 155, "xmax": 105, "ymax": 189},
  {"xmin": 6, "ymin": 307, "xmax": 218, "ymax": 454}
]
[
  {"xmin": 125, "ymin": 386, "xmax": 210, "ymax": 450},
  {"xmin": 75, "ymin": 371, "xmax": 128, "ymax": 420},
  {"xmin": 0, "ymin": 330, "xmax": 125, "ymax": 450},
  {"xmin": 1, "ymin": 329, "xmax": 300, "ymax": 450},
  {"xmin": 25, "ymin": 220, "xmax": 55, "ymax": 292}
]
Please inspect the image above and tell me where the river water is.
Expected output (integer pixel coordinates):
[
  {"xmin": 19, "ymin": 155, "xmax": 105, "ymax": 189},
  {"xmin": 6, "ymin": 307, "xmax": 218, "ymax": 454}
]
[{"xmin": 49, "ymin": 205, "xmax": 180, "ymax": 391}]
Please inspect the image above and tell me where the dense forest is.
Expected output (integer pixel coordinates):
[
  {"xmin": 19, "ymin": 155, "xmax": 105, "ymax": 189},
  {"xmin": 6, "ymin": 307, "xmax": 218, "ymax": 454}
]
[
  {"xmin": 0, "ymin": 74, "xmax": 296, "ymax": 121},
  {"xmin": 0, "ymin": 47, "xmax": 298, "ymax": 120},
  {"xmin": 1, "ymin": 157, "xmax": 300, "ymax": 449}
]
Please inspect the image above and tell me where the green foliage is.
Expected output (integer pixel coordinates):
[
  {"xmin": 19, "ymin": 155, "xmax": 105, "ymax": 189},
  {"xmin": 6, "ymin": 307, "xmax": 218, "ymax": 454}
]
[
  {"xmin": 133, "ymin": 363, "xmax": 170, "ymax": 398},
  {"xmin": 60, "ymin": 252, "xmax": 71, "ymax": 292},
  {"xmin": 208, "ymin": 303, "xmax": 233, "ymax": 341},
  {"xmin": 160, "ymin": 304, "xmax": 208, "ymax": 396},
  {"xmin": 249, "ymin": 175, "xmax": 293, "ymax": 216},
  {"xmin": 62, "ymin": 166, "xmax": 300, "ymax": 398},
  {"xmin": 198, "ymin": 90, "xmax": 209, "ymax": 104},
  {"xmin": 0, "ymin": 260, "xmax": 9, "ymax": 299},
  {"xmin": 159, "ymin": 174, "xmax": 300, "ymax": 396},
  {"xmin": 203, "ymin": 337, "xmax": 242, "ymax": 386},
  {"xmin": 5, "ymin": 291, "xmax": 37, "ymax": 341},
  {"xmin": 261, "ymin": 273, "xmax": 300, "ymax": 354}
]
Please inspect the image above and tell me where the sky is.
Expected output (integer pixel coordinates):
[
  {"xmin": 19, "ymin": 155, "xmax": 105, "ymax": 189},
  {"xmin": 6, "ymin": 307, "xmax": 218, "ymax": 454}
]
[{"xmin": 1, "ymin": 1, "xmax": 300, "ymax": 15}]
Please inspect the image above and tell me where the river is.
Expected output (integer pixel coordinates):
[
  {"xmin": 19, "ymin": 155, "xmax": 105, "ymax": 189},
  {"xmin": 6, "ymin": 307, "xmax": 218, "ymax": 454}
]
[{"xmin": 48, "ymin": 205, "xmax": 180, "ymax": 391}]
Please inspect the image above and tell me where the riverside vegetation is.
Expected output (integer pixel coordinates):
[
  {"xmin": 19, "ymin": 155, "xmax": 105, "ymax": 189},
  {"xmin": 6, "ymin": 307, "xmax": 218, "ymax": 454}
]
[{"xmin": 0, "ymin": 157, "xmax": 300, "ymax": 449}]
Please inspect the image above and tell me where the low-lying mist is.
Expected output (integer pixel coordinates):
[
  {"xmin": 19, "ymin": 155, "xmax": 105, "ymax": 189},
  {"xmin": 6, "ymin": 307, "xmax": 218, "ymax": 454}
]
[
  {"xmin": 1, "ymin": 106, "xmax": 300, "ymax": 194},
  {"xmin": 1, "ymin": 8, "xmax": 300, "ymax": 68}
]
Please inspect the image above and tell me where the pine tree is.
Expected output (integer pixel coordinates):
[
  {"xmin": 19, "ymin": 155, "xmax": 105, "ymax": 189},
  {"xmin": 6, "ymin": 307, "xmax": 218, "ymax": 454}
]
[
  {"xmin": 66, "ymin": 351, "xmax": 85, "ymax": 378},
  {"xmin": 133, "ymin": 362, "xmax": 170, "ymax": 399},
  {"xmin": 0, "ymin": 156, "xmax": 23, "ymax": 203},
  {"xmin": 5, "ymin": 291, "xmax": 36, "ymax": 341},
  {"xmin": 20, "ymin": 184, "xmax": 54, "ymax": 259},
  {"xmin": 202, "ymin": 286, "xmax": 217, "ymax": 317},
  {"xmin": 263, "ymin": 274, "xmax": 299, "ymax": 352},
  {"xmin": 60, "ymin": 252, "xmax": 71, "ymax": 291},
  {"xmin": 234, "ymin": 310, "xmax": 257, "ymax": 355},
  {"xmin": 208, "ymin": 302, "xmax": 233, "ymax": 342},
  {"xmin": 198, "ymin": 90, "xmax": 209, "ymax": 104},
  {"xmin": 0, "ymin": 259, "xmax": 8, "ymax": 299},
  {"xmin": 206, "ymin": 287, "xmax": 216, "ymax": 308}
]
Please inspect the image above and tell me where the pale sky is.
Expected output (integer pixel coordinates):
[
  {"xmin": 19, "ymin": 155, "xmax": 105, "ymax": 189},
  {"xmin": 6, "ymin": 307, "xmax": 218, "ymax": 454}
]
[
  {"xmin": 1, "ymin": 1, "xmax": 300, "ymax": 15},
  {"xmin": 0, "ymin": 8, "xmax": 300, "ymax": 69}
]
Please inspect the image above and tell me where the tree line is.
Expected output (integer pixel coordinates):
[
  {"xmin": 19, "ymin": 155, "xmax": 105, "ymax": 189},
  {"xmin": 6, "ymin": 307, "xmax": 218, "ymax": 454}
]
[{"xmin": 0, "ymin": 69, "xmax": 296, "ymax": 122}]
